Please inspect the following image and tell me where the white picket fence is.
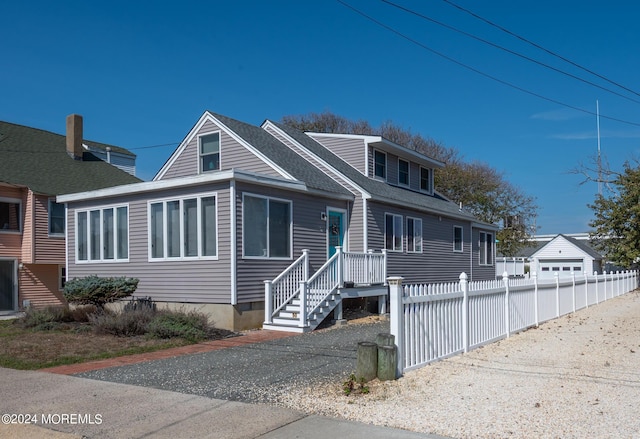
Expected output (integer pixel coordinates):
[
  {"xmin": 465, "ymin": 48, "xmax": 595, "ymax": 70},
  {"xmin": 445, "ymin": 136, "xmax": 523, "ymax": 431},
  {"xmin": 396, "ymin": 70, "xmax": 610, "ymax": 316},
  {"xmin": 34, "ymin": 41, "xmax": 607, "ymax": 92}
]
[{"xmin": 388, "ymin": 270, "xmax": 639, "ymax": 376}]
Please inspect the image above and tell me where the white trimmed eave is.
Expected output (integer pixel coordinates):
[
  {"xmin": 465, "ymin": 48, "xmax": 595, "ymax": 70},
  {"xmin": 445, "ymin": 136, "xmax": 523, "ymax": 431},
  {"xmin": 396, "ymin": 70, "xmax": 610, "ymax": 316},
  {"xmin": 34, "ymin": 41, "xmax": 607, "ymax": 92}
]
[
  {"xmin": 154, "ymin": 111, "xmax": 295, "ymax": 181},
  {"xmin": 57, "ymin": 169, "xmax": 352, "ymax": 203}
]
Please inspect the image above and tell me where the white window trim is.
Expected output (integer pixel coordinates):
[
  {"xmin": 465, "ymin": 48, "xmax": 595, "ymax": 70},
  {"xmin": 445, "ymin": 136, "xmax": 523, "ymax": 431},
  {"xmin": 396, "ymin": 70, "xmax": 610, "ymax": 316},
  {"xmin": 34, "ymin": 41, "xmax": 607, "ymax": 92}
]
[
  {"xmin": 198, "ymin": 130, "xmax": 222, "ymax": 174},
  {"xmin": 384, "ymin": 213, "xmax": 403, "ymax": 252},
  {"xmin": 0, "ymin": 196, "xmax": 22, "ymax": 234},
  {"xmin": 479, "ymin": 231, "xmax": 494, "ymax": 266},
  {"xmin": 419, "ymin": 166, "xmax": 433, "ymax": 195},
  {"xmin": 75, "ymin": 203, "xmax": 130, "ymax": 263},
  {"xmin": 398, "ymin": 158, "xmax": 410, "ymax": 187},
  {"xmin": 242, "ymin": 192, "xmax": 293, "ymax": 260},
  {"xmin": 373, "ymin": 149, "xmax": 387, "ymax": 181},
  {"xmin": 453, "ymin": 225, "xmax": 463, "ymax": 253},
  {"xmin": 48, "ymin": 198, "xmax": 65, "ymax": 238},
  {"xmin": 147, "ymin": 193, "xmax": 219, "ymax": 262},
  {"xmin": 406, "ymin": 216, "xmax": 422, "ymax": 253}
]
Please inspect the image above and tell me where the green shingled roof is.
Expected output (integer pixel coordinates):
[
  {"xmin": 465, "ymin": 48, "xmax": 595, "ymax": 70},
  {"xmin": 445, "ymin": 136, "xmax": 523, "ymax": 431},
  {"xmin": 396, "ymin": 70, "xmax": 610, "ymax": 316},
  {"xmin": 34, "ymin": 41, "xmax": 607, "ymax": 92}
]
[{"xmin": 0, "ymin": 120, "xmax": 141, "ymax": 195}]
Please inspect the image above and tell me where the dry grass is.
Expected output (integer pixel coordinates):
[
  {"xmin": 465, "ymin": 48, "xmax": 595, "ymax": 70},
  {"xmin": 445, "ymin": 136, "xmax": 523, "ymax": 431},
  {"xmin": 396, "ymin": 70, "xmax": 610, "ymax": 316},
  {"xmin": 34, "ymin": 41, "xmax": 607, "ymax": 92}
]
[{"xmin": 0, "ymin": 320, "xmax": 197, "ymax": 370}]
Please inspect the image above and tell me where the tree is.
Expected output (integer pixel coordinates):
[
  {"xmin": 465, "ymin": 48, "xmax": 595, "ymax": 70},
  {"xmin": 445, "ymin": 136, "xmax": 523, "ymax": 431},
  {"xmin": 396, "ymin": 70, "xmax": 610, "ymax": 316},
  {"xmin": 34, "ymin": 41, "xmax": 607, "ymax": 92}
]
[
  {"xmin": 282, "ymin": 111, "xmax": 537, "ymax": 256},
  {"xmin": 588, "ymin": 162, "xmax": 640, "ymax": 268}
]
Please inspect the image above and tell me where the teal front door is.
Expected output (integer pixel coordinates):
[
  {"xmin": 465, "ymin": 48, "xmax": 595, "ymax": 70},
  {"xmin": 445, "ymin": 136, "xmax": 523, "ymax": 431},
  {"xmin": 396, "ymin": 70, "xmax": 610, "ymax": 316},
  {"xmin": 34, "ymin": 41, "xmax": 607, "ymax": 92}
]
[
  {"xmin": 0, "ymin": 260, "xmax": 16, "ymax": 312},
  {"xmin": 327, "ymin": 210, "xmax": 345, "ymax": 258}
]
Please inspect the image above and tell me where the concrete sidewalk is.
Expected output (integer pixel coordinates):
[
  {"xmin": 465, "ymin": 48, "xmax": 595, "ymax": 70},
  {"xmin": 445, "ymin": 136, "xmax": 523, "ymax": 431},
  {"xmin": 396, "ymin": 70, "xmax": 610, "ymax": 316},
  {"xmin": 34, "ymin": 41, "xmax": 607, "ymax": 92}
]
[{"xmin": 0, "ymin": 367, "xmax": 445, "ymax": 439}]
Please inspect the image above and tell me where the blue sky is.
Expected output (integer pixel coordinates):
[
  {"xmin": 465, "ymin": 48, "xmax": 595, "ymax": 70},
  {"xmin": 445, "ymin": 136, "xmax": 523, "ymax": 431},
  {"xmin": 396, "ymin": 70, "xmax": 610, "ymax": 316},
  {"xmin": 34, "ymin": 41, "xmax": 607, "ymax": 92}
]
[{"xmin": 3, "ymin": 1, "xmax": 639, "ymax": 235}]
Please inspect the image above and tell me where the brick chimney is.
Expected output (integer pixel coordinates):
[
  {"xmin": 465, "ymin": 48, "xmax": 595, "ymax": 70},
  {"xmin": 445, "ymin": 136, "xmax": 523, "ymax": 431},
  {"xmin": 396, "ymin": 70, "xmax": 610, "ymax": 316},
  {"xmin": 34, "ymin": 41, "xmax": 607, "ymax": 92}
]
[{"xmin": 66, "ymin": 114, "xmax": 84, "ymax": 160}]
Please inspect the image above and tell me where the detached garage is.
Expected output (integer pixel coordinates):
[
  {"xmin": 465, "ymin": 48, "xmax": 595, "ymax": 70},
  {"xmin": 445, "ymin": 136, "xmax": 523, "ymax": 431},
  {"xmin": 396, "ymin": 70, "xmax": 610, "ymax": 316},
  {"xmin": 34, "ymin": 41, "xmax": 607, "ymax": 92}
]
[{"xmin": 530, "ymin": 234, "xmax": 603, "ymax": 278}]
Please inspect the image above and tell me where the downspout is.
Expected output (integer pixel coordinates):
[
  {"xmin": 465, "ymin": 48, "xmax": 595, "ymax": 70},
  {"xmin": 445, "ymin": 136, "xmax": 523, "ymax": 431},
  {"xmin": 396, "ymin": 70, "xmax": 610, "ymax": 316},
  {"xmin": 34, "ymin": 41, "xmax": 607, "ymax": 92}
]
[
  {"xmin": 362, "ymin": 196, "xmax": 368, "ymax": 252},
  {"xmin": 230, "ymin": 180, "xmax": 237, "ymax": 305}
]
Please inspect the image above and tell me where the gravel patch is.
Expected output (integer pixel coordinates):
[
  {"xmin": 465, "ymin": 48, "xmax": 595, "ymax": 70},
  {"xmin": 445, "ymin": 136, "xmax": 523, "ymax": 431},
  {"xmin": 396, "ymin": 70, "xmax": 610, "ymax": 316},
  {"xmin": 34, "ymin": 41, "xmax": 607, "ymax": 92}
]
[
  {"xmin": 276, "ymin": 292, "xmax": 640, "ymax": 439},
  {"xmin": 75, "ymin": 316, "xmax": 389, "ymax": 404}
]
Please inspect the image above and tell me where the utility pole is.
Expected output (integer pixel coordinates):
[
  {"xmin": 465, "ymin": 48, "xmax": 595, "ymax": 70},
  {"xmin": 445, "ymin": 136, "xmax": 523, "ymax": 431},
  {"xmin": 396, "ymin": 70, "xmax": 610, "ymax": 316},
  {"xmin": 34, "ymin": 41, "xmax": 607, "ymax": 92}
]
[{"xmin": 596, "ymin": 100, "xmax": 602, "ymax": 196}]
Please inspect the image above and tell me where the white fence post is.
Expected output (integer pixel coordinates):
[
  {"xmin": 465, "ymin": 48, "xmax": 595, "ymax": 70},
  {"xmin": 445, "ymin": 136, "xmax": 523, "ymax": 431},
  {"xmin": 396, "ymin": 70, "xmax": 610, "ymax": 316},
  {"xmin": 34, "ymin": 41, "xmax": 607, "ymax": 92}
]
[
  {"xmin": 388, "ymin": 276, "xmax": 404, "ymax": 378},
  {"xmin": 571, "ymin": 271, "xmax": 576, "ymax": 313},
  {"xmin": 460, "ymin": 272, "xmax": 469, "ymax": 353},
  {"xmin": 336, "ymin": 246, "xmax": 344, "ymax": 287},
  {"xmin": 264, "ymin": 280, "xmax": 273, "ymax": 325},
  {"xmin": 532, "ymin": 271, "xmax": 539, "ymax": 326},
  {"xmin": 555, "ymin": 273, "xmax": 560, "ymax": 317},
  {"xmin": 594, "ymin": 271, "xmax": 599, "ymax": 304},
  {"xmin": 584, "ymin": 271, "xmax": 589, "ymax": 308},
  {"xmin": 503, "ymin": 271, "xmax": 510, "ymax": 338},
  {"xmin": 298, "ymin": 281, "xmax": 308, "ymax": 328}
]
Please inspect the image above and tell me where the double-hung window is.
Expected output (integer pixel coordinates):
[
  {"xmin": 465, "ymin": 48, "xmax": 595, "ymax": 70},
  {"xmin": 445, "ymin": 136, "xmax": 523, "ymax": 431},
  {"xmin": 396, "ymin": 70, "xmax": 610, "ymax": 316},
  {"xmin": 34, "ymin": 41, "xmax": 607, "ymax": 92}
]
[
  {"xmin": 398, "ymin": 159, "xmax": 409, "ymax": 186},
  {"xmin": 385, "ymin": 213, "xmax": 403, "ymax": 252},
  {"xmin": 374, "ymin": 150, "xmax": 386, "ymax": 180},
  {"xmin": 0, "ymin": 198, "xmax": 21, "ymax": 232},
  {"xmin": 243, "ymin": 194, "xmax": 292, "ymax": 259},
  {"xmin": 149, "ymin": 195, "xmax": 217, "ymax": 260},
  {"xmin": 200, "ymin": 132, "xmax": 220, "ymax": 173},
  {"xmin": 76, "ymin": 205, "xmax": 129, "ymax": 262},
  {"xmin": 48, "ymin": 200, "xmax": 65, "ymax": 236},
  {"xmin": 479, "ymin": 231, "xmax": 493, "ymax": 265},
  {"xmin": 407, "ymin": 217, "xmax": 422, "ymax": 253},
  {"xmin": 453, "ymin": 226, "xmax": 463, "ymax": 252},
  {"xmin": 420, "ymin": 167, "xmax": 432, "ymax": 193}
]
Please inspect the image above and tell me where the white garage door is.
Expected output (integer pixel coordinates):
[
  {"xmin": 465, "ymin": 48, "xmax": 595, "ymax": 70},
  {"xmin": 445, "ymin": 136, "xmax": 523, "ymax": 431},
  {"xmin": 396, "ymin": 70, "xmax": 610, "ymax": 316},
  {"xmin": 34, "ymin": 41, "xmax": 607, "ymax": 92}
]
[{"xmin": 539, "ymin": 259, "xmax": 583, "ymax": 277}]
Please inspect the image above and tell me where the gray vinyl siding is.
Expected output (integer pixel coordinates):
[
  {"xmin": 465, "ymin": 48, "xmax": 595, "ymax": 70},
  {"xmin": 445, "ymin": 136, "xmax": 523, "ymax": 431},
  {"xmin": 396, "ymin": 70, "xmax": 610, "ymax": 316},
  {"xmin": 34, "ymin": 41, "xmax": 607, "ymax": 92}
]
[
  {"xmin": 66, "ymin": 183, "xmax": 233, "ymax": 304},
  {"xmin": 234, "ymin": 182, "xmax": 345, "ymax": 303},
  {"xmin": 387, "ymin": 153, "xmax": 399, "ymax": 186},
  {"xmin": 308, "ymin": 135, "xmax": 366, "ymax": 174},
  {"xmin": 367, "ymin": 201, "xmax": 482, "ymax": 283},
  {"xmin": 349, "ymin": 197, "xmax": 364, "ymax": 253},
  {"xmin": 161, "ymin": 119, "xmax": 280, "ymax": 180}
]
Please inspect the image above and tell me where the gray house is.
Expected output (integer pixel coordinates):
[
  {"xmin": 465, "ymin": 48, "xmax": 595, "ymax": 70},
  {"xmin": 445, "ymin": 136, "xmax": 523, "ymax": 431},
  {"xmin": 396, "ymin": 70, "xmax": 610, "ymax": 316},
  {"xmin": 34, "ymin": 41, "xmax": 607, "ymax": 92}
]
[{"xmin": 59, "ymin": 111, "xmax": 497, "ymax": 331}]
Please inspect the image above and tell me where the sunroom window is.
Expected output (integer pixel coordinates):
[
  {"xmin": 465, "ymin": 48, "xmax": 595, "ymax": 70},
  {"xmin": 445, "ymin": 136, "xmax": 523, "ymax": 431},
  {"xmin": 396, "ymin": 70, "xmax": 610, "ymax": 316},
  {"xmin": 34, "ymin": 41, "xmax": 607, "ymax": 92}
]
[
  {"xmin": 76, "ymin": 205, "xmax": 129, "ymax": 262},
  {"xmin": 149, "ymin": 195, "xmax": 217, "ymax": 260}
]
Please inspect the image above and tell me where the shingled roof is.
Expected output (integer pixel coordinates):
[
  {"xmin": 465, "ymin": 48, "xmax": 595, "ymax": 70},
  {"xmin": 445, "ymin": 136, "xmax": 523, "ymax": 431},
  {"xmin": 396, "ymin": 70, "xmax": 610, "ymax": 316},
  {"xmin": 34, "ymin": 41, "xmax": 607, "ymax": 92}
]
[
  {"xmin": 208, "ymin": 112, "xmax": 352, "ymax": 197},
  {"xmin": 0, "ymin": 120, "xmax": 141, "ymax": 195},
  {"xmin": 269, "ymin": 121, "xmax": 486, "ymax": 223}
]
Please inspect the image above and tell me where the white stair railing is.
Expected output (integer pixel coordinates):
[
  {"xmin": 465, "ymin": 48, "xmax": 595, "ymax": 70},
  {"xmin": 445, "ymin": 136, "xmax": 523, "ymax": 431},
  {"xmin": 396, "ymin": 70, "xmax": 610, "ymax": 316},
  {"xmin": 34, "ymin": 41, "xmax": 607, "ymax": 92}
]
[
  {"xmin": 265, "ymin": 247, "xmax": 388, "ymax": 329},
  {"xmin": 264, "ymin": 249, "xmax": 309, "ymax": 325}
]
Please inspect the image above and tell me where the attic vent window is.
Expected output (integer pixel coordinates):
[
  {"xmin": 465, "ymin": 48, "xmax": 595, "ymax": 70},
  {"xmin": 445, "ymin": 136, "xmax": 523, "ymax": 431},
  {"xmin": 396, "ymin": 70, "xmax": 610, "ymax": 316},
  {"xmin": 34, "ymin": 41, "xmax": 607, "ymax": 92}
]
[{"xmin": 200, "ymin": 132, "xmax": 220, "ymax": 173}]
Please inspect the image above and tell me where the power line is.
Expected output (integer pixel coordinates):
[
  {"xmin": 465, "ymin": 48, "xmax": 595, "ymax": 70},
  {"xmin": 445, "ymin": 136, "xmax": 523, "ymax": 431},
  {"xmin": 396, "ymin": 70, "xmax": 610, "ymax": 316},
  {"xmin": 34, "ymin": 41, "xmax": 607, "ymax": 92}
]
[
  {"xmin": 441, "ymin": 0, "xmax": 640, "ymax": 99},
  {"xmin": 382, "ymin": 0, "xmax": 640, "ymax": 105},
  {"xmin": 128, "ymin": 142, "xmax": 179, "ymax": 150},
  {"xmin": 336, "ymin": 0, "xmax": 640, "ymax": 127}
]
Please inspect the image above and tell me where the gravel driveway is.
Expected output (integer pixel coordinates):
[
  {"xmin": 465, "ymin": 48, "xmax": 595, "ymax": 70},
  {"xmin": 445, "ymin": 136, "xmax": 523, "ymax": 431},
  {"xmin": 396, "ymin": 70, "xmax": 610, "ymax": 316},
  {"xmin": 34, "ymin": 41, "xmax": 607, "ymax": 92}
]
[{"xmin": 76, "ymin": 318, "xmax": 389, "ymax": 403}]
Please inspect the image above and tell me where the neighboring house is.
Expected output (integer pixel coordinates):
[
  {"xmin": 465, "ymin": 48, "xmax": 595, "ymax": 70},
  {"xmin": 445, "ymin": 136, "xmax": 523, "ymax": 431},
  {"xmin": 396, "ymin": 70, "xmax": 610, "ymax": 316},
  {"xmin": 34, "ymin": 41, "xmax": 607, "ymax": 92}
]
[
  {"xmin": 529, "ymin": 234, "xmax": 603, "ymax": 278},
  {"xmin": 499, "ymin": 233, "xmax": 605, "ymax": 279},
  {"xmin": 59, "ymin": 111, "xmax": 497, "ymax": 332},
  {"xmin": 0, "ymin": 115, "xmax": 140, "ymax": 314}
]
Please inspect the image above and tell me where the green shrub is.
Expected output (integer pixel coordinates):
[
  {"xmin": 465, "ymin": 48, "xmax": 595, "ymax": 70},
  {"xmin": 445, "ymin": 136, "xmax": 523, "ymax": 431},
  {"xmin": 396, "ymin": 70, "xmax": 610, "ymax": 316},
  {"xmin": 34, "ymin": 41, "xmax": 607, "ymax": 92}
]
[
  {"xmin": 63, "ymin": 276, "xmax": 139, "ymax": 310},
  {"xmin": 147, "ymin": 309, "xmax": 210, "ymax": 342},
  {"xmin": 89, "ymin": 307, "xmax": 155, "ymax": 337}
]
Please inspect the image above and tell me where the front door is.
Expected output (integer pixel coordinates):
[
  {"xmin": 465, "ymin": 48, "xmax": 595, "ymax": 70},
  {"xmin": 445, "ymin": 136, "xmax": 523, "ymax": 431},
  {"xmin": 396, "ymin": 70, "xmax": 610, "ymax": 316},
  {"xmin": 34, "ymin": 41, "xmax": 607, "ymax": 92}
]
[
  {"xmin": 0, "ymin": 260, "xmax": 16, "ymax": 312},
  {"xmin": 327, "ymin": 209, "xmax": 346, "ymax": 258}
]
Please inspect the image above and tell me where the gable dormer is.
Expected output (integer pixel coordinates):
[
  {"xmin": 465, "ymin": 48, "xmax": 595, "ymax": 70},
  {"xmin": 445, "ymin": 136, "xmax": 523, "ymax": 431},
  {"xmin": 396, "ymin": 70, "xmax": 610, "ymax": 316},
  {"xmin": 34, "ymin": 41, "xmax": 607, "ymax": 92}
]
[
  {"xmin": 308, "ymin": 132, "xmax": 443, "ymax": 195},
  {"xmin": 154, "ymin": 112, "xmax": 291, "ymax": 181}
]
